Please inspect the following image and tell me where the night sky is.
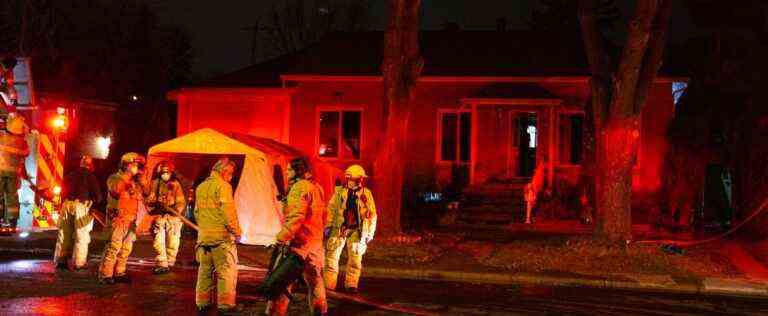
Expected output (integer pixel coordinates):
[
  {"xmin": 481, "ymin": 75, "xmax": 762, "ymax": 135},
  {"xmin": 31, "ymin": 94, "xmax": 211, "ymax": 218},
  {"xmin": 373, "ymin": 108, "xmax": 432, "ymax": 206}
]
[{"xmin": 152, "ymin": 0, "xmax": 699, "ymax": 79}]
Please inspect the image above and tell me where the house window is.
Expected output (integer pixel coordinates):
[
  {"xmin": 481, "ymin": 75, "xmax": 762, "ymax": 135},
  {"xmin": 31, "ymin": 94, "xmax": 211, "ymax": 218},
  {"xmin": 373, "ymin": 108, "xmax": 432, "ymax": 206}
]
[
  {"xmin": 558, "ymin": 114, "xmax": 584, "ymax": 165},
  {"xmin": 318, "ymin": 110, "xmax": 362, "ymax": 159},
  {"xmin": 439, "ymin": 111, "xmax": 471, "ymax": 162},
  {"xmin": 672, "ymin": 81, "xmax": 688, "ymax": 116}
]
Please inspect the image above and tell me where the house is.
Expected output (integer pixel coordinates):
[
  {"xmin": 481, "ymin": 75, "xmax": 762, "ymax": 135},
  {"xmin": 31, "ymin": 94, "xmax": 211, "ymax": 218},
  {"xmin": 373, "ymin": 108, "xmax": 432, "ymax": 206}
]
[{"xmin": 169, "ymin": 31, "xmax": 686, "ymax": 226}]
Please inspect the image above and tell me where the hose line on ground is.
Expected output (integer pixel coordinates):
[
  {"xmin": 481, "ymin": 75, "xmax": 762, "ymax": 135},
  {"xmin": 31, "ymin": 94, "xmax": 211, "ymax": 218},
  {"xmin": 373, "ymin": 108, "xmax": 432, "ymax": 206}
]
[
  {"xmin": 633, "ymin": 197, "xmax": 768, "ymax": 247},
  {"xmin": 172, "ymin": 209, "xmax": 437, "ymax": 315}
]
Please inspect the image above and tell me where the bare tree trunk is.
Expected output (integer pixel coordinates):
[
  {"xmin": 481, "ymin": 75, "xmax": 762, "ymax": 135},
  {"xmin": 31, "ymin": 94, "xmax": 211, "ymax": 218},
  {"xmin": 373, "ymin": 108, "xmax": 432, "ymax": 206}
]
[
  {"xmin": 579, "ymin": 0, "xmax": 672, "ymax": 242},
  {"xmin": 373, "ymin": 0, "xmax": 422, "ymax": 235}
]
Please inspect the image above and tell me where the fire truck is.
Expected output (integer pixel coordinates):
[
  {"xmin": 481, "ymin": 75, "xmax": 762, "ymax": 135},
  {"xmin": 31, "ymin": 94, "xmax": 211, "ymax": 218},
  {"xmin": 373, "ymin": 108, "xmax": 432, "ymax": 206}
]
[{"xmin": 0, "ymin": 56, "xmax": 79, "ymax": 235}]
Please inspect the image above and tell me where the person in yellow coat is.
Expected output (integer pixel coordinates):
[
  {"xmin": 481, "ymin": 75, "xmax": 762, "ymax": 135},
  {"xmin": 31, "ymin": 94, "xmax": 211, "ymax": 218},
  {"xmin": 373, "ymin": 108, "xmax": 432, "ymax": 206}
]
[
  {"xmin": 323, "ymin": 164, "xmax": 377, "ymax": 293},
  {"xmin": 147, "ymin": 161, "xmax": 185, "ymax": 274},
  {"xmin": 0, "ymin": 113, "xmax": 28, "ymax": 229},
  {"xmin": 194, "ymin": 158, "xmax": 241, "ymax": 314},
  {"xmin": 266, "ymin": 157, "xmax": 328, "ymax": 316},
  {"xmin": 99, "ymin": 152, "xmax": 149, "ymax": 284}
]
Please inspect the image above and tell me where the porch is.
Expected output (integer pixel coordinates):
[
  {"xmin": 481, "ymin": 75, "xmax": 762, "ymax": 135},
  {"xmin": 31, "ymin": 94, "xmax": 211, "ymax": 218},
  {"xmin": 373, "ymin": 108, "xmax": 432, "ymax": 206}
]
[{"xmin": 437, "ymin": 90, "xmax": 587, "ymax": 227}]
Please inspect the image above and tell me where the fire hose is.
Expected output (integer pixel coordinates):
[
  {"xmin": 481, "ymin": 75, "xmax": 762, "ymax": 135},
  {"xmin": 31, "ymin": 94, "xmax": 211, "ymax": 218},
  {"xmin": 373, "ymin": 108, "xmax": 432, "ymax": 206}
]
[
  {"xmin": 165, "ymin": 209, "xmax": 437, "ymax": 316},
  {"xmin": 633, "ymin": 197, "xmax": 768, "ymax": 247}
]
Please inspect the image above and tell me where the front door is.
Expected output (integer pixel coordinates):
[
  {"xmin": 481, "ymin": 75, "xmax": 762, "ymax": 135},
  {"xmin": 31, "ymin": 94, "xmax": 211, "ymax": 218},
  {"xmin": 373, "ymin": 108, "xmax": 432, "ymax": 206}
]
[{"xmin": 508, "ymin": 113, "xmax": 537, "ymax": 178}]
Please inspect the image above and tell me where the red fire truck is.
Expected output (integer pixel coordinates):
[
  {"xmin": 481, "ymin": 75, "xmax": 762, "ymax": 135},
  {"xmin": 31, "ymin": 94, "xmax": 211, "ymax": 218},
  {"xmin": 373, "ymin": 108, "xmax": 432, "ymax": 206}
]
[{"xmin": 0, "ymin": 56, "xmax": 88, "ymax": 234}]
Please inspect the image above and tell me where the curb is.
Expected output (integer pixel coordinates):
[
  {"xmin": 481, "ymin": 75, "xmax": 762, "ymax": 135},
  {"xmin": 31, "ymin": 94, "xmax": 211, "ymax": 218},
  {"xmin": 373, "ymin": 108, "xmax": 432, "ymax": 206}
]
[
  {"xmin": 5, "ymin": 237, "xmax": 768, "ymax": 299},
  {"xmin": 0, "ymin": 247, "xmax": 53, "ymax": 255},
  {"xmin": 702, "ymin": 278, "xmax": 768, "ymax": 297},
  {"xmin": 357, "ymin": 267, "xmax": 768, "ymax": 298}
]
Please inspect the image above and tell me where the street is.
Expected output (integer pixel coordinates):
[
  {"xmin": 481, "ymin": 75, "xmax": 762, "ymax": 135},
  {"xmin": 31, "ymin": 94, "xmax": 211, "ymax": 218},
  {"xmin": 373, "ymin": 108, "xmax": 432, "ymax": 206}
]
[{"xmin": 1, "ymin": 254, "xmax": 768, "ymax": 315}]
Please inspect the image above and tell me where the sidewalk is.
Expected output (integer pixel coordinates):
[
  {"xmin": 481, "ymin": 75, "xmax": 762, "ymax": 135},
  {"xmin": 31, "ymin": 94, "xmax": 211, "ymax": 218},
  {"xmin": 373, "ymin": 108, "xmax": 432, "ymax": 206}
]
[
  {"xmin": 3, "ymin": 228, "xmax": 768, "ymax": 298},
  {"xmin": 350, "ymin": 229, "xmax": 768, "ymax": 298}
]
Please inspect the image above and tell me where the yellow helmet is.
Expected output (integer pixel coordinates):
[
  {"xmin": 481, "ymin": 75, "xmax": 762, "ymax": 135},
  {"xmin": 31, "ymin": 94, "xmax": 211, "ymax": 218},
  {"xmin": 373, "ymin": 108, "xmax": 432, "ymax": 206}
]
[
  {"xmin": 120, "ymin": 152, "xmax": 144, "ymax": 169},
  {"xmin": 344, "ymin": 164, "xmax": 367, "ymax": 178},
  {"xmin": 6, "ymin": 114, "xmax": 26, "ymax": 135}
]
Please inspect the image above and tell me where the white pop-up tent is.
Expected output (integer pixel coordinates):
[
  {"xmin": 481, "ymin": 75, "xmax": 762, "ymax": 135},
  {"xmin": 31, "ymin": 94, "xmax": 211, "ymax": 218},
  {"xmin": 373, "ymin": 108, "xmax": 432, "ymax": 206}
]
[{"xmin": 145, "ymin": 128, "xmax": 311, "ymax": 245}]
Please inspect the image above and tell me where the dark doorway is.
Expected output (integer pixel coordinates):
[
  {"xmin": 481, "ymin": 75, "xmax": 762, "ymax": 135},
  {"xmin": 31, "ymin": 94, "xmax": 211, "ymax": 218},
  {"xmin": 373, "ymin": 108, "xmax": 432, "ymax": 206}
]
[{"xmin": 517, "ymin": 114, "xmax": 537, "ymax": 177}]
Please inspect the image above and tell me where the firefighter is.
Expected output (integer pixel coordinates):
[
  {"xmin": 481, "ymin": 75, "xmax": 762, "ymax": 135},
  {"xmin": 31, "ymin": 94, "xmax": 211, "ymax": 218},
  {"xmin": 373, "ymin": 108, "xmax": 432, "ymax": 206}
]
[
  {"xmin": 323, "ymin": 164, "xmax": 377, "ymax": 294},
  {"xmin": 98, "ymin": 152, "xmax": 148, "ymax": 284},
  {"xmin": 194, "ymin": 158, "xmax": 241, "ymax": 314},
  {"xmin": 54, "ymin": 155, "xmax": 103, "ymax": 271},
  {"xmin": 0, "ymin": 113, "xmax": 28, "ymax": 229},
  {"xmin": 147, "ymin": 161, "xmax": 185, "ymax": 274},
  {"xmin": 266, "ymin": 157, "xmax": 328, "ymax": 316}
]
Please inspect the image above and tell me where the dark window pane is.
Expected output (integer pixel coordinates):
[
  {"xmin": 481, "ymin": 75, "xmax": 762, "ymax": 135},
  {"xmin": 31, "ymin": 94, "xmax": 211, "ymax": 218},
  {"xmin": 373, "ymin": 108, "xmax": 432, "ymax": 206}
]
[
  {"xmin": 570, "ymin": 115, "xmax": 583, "ymax": 164},
  {"xmin": 318, "ymin": 111, "xmax": 340, "ymax": 157},
  {"xmin": 441, "ymin": 113, "xmax": 458, "ymax": 161},
  {"xmin": 341, "ymin": 111, "xmax": 361, "ymax": 159},
  {"xmin": 459, "ymin": 112, "xmax": 472, "ymax": 162},
  {"xmin": 558, "ymin": 115, "xmax": 571, "ymax": 164},
  {"xmin": 559, "ymin": 114, "xmax": 584, "ymax": 165},
  {"xmin": 13, "ymin": 84, "xmax": 30, "ymax": 106}
]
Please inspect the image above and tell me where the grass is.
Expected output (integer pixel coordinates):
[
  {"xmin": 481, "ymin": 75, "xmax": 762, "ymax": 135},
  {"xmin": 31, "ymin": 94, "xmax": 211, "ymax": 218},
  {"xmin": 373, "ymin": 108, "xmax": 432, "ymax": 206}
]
[{"xmin": 364, "ymin": 234, "xmax": 741, "ymax": 279}]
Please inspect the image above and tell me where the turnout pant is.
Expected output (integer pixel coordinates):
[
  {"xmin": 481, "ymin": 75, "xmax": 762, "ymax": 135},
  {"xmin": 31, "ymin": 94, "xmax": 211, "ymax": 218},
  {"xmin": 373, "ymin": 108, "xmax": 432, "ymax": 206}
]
[
  {"xmin": 0, "ymin": 174, "xmax": 18, "ymax": 223},
  {"xmin": 54, "ymin": 200, "xmax": 94, "ymax": 268},
  {"xmin": 195, "ymin": 241, "xmax": 238, "ymax": 309},
  {"xmin": 99, "ymin": 218, "xmax": 136, "ymax": 279},
  {"xmin": 324, "ymin": 230, "xmax": 367, "ymax": 290},
  {"xmin": 153, "ymin": 214, "xmax": 183, "ymax": 268},
  {"xmin": 266, "ymin": 250, "xmax": 327, "ymax": 316}
]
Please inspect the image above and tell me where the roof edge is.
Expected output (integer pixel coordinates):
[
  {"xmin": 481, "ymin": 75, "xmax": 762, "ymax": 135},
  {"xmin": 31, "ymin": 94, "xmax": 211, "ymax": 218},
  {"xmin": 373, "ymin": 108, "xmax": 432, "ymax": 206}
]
[
  {"xmin": 167, "ymin": 87, "xmax": 296, "ymax": 101},
  {"xmin": 280, "ymin": 75, "xmax": 689, "ymax": 84},
  {"xmin": 462, "ymin": 98, "xmax": 563, "ymax": 106}
]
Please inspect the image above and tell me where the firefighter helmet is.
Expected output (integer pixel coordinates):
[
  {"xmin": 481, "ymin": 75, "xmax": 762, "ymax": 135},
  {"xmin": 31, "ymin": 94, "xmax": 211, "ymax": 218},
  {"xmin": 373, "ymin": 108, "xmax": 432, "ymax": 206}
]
[
  {"xmin": 120, "ymin": 152, "xmax": 144, "ymax": 169},
  {"xmin": 344, "ymin": 164, "xmax": 367, "ymax": 178},
  {"xmin": 80, "ymin": 155, "xmax": 94, "ymax": 171},
  {"xmin": 5, "ymin": 113, "xmax": 26, "ymax": 135},
  {"xmin": 157, "ymin": 161, "xmax": 175, "ymax": 174}
]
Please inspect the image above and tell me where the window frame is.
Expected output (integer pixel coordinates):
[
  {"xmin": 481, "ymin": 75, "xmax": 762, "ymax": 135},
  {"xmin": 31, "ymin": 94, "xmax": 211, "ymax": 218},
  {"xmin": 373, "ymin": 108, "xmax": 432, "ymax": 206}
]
[
  {"xmin": 436, "ymin": 109, "xmax": 472, "ymax": 165},
  {"xmin": 557, "ymin": 110, "xmax": 586, "ymax": 167},
  {"xmin": 315, "ymin": 105, "xmax": 364, "ymax": 162}
]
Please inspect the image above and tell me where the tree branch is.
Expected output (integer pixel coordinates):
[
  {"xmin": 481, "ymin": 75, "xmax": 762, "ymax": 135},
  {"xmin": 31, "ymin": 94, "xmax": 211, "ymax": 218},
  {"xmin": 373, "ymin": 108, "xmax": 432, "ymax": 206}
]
[
  {"xmin": 612, "ymin": 0, "xmax": 659, "ymax": 119},
  {"xmin": 633, "ymin": 0, "xmax": 672, "ymax": 114},
  {"xmin": 578, "ymin": 0, "xmax": 611, "ymax": 127},
  {"xmin": 578, "ymin": 0, "xmax": 608, "ymax": 75}
]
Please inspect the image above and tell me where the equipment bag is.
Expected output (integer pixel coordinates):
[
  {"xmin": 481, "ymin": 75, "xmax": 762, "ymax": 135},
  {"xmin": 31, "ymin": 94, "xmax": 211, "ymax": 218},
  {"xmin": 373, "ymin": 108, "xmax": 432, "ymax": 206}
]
[{"xmin": 256, "ymin": 245, "xmax": 305, "ymax": 300}]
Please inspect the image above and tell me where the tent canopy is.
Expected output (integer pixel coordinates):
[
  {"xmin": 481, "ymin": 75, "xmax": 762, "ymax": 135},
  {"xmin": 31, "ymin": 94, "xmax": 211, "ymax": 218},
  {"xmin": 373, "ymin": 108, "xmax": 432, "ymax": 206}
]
[{"xmin": 146, "ymin": 128, "xmax": 294, "ymax": 245}]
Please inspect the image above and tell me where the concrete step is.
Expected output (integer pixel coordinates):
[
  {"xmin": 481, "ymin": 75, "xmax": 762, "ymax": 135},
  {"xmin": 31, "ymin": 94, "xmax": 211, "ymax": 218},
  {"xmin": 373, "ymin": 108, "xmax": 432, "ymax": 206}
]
[
  {"xmin": 463, "ymin": 183, "xmax": 527, "ymax": 196},
  {"xmin": 456, "ymin": 210, "xmax": 526, "ymax": 226},
  {"xmin": 462, "ymin": 197, "xmax": 525, "ymax": 206},
  {"xmin": 459, "ymin": 205, "xmax": 525, "ymax": 214}
]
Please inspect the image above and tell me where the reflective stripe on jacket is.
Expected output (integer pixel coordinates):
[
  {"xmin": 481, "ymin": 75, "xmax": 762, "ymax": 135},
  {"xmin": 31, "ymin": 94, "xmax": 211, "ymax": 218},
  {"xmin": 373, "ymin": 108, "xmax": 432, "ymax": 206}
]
[
  {"xmin": 327, "ymin": 186, "xmax": 377, "ymax": 240},
  {"xmin": 276, "ymin": 179, "xmax": 326, "ymax": 258},
  {"xmin": 194, "ymin": 172, "xmax": 240, "ymax": 246}
]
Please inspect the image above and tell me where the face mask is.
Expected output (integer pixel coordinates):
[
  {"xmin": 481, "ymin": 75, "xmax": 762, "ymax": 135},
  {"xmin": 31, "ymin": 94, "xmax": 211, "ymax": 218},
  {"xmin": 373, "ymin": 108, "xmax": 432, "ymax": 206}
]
[
  {"xmin": 347, "ymin": 178, "xmax": 361, "ymax": 189},
  {"xmin": 161, "ymin": 173, "xmax": 171, "ymax": 181},
  {"xmin": 129, "ymin": 166, "xmax": 139, "ymax": 175}
]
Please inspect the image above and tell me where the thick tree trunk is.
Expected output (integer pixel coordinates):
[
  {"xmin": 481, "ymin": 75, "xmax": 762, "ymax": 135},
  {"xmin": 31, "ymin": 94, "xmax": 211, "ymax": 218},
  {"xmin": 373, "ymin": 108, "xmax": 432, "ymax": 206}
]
[
  {"xmin": 373, "ymin": 0, "xmax": 422, "ymax": 235},
  {"xmin": 579, "ymin": 0, "xmax": 671, "ymax": 242},
  {"xmin": 594, "ymin": 118, "xmax": 641, "ymax": 241}
]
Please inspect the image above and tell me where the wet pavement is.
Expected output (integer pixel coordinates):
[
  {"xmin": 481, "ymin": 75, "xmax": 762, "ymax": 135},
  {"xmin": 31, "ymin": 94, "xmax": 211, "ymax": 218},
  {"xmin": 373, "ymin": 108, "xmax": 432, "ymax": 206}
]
[{"xmin": 1, "ymin": 254, "xmax": 768, "ymax": 315}]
